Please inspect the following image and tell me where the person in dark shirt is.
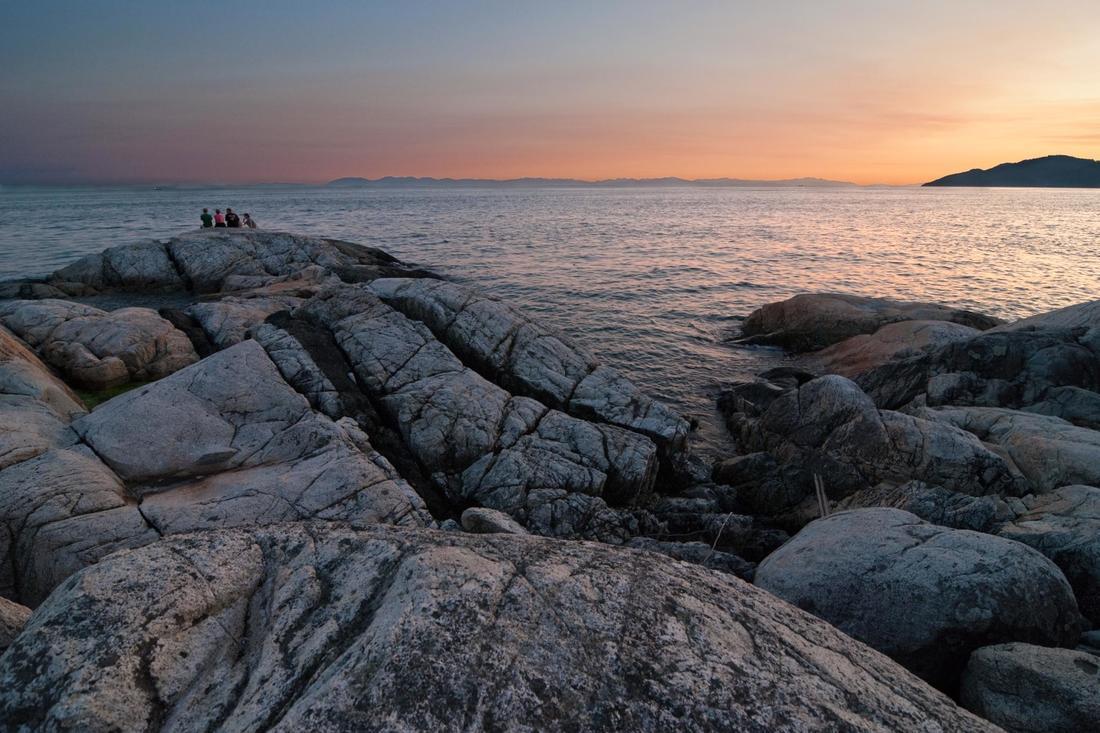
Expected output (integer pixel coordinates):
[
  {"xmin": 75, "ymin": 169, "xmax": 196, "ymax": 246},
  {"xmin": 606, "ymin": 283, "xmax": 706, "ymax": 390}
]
[
  {"xmin": 200, "ymin": 208, "xmax": 213, "ymax": 228},
  {"xmin": 225, "ymin": 208, "xmax": 241, "ymax": 228}
]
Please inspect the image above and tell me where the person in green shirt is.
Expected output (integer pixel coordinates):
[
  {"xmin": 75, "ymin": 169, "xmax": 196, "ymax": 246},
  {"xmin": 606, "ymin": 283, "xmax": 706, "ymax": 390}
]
[{"xmin": 200, "ymin": 208, "xmax": 213, "ymax": 228}]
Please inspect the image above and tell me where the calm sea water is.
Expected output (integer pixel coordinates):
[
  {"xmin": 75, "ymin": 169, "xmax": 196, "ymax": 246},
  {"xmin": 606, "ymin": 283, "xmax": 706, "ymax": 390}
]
[{"xmin": 2, "ymin": 185, "xmax": 1099, "ymax": 456}]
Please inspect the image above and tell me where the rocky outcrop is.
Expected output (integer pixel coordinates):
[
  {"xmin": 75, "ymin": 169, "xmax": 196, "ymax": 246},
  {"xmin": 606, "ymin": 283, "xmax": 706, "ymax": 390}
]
[
  {"xmin": 722, "ymin": 375, "xmax": 1023, "ymax": 516},
  {"xmin": 0, "ymin": 325, "xmax": 83, "ymax": 416},
  {"xmin": 0, "ymin": 340, "xmax": 431, "ymax": 606},
  {"xmin": 369, "ymin": 277, "xmax": 691, "ymax": 451},
  {"xmin": 0, "ymin": 523, "xmax": 996, "ymax": 732},
  {"xmin": 626, "ymin": 537, "xmax": 756, "ymax": 579},
  {"xmin": 0, "ymin": 299, "xmax": 198, "ymax": 389},
  {"xmin": 837, "ymin": 481, "xmax": 1016, "ymax": 533},
  {"xmin": 814, "ymin": 320, "xmax": 980, "ymax": 378},
  {"xmin": 858, "ymin": 329, "xmax": 1100, "ymax": 428},
  {"xmin": 993, "ymin": 296, "xmax": 1100, "ymax": 334},
  {"xmin": 0, "ymin": 596, "xmax": 30, "ymax": 653},
  {"xmin": 297, "ymin": 284, "xmax": 659, "ymax": 517},
  {"xmin": 997, "ymin": 485, "xmax": 1100, "ymax": 624},
  {"xmin": 754, "ymin": 508, "xmax": 1084, "ymax": 690},
  {"xmin": 738, "ymin": 293, "xmax": 1000, "ymax": 352},
  {"xmin": 960, "ymin": 643, "xmax": 1100, "ymax": 733},
  {"xmin": 47, "ymin": 229, "xmax": 437, "ymax": 295}
]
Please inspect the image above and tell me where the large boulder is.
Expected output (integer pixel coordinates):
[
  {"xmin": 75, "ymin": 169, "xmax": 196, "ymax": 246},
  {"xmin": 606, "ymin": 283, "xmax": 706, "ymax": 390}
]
[
  {"xmin": 739, "ymin": 293, "xmax": 1000, "ymax": 352},
  {"xmin": 960, "ymin": 643, "xmax": 1100, "ymax": 733},
  {"xmin": 754, "ymin": 508, "xmax": 1083, "ymax": 690},
  {"xmin": 814, "ymin": 320, "xmax": 980, "ymax": 378},
  {"xmin": 0, "ymin": 340, "xmax": 430, "ymax": 606},
  {"xmin": 997, "ymin": 485, "xmax": 1100, "ymax": 624},
  {"xmin": 0, "ymin": 523, "xmax": 996, "ymax": 732},
  {"xmin": 369, "ymin": 277, "xmax": 690, "ymax": 450},
  {"xmin": 48, "ymin": 230, "xmax": 437, "ymax": 295},
  {"xmin": 918, "ymin": 406, "xmax": 1100, "ymax": 492},
  {"xmin": 0, "ymin": 299, "xmax": 198, "ymax": 389}
]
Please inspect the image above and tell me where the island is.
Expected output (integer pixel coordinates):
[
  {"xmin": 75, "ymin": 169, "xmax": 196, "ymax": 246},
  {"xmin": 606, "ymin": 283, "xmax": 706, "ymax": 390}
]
[{"xmin": 923, "ymin": 154, "xmax": 1100, "ymax": 187}]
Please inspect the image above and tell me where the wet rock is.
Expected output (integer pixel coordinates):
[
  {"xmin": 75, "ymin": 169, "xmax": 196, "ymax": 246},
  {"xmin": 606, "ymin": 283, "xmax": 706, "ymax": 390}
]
[
  {"xmin": 0, "ymin": 299, "xmax": 198, "ymax": 389},
  {"xmin": 837, "ymin": 481, "xmax": 1016, "ymax": 533},
  {"xmin": 626, "ymin": 537, "xmax": 756, "ymax": 579},
  {"xmin": 961, "ymin": 643, "xmax": 1100, "ymax": 733},
  {"xmin": 46, "ymin": 230, "xmax": 437, "ymax": 295},
  {"xmin": 754, "ymin": 508, "xmax": 1084, "ymax": 690},
  {"xmin": 184, "ymin": 294, "xmax": 303, "ymax": 349},
  {"xmin": 460, "ymin": 507, "xmax": 529, "ymax": 535},
  {"xmin": 369, "ymin": 277, "xmax": 690, "ymax": 451},
  {"xmin": 997, "ymin": 485, "xmax": 1100, "ymax": 624},
  {"xmin": 918, "ymin": 406, "xmax": 1100, "ymax": 492},
  {"xmin": 299, "ymin": 285, "xmax": 658, "ymax": 514},
  {"xmin": 814, "ymin": 320, "xmax": 980, "ymax": 378},
  {"xmin": 0, "ymin": 597, "xmax": 30, "ymax": 653},
  {"xmin": 0, "ymin": 522, "xmax": 997, "ymax": 732},
  {"xmin": 739, "ymin": 293, "xmax": 1000, "ymax": 352}
]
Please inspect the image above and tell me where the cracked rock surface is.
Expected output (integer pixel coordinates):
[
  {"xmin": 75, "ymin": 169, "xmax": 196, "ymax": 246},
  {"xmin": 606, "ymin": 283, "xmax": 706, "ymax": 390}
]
[
  {"xmin": 755, "ymin": 508, "xmax": 1084, "ymax": 691},
  {"xmin": 0, "ymin": 522, "xmax": 996, "ymax": 732},
  {"xmin": 0, "ymin": 339, "xmax": 430, "ymax": 606},
  {"xmin": 369, "ymin": 277, "xmax": 690, "ymax": 450}
]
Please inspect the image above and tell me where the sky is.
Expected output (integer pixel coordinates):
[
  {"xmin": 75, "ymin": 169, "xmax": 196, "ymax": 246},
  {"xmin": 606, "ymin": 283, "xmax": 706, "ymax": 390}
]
[{"xmin": 3, "ymin": 1, "xmax": 1100, "ymax": 185}]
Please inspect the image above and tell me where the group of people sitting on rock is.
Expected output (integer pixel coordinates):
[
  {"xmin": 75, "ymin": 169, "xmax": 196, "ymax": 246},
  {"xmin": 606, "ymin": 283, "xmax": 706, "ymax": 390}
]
[{"xmin": 200, "ymin": 207, "xmax": 256, "ymax": 229}]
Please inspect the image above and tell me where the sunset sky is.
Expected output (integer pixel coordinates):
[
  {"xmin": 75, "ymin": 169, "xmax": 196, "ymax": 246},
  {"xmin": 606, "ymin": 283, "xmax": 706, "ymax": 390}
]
[{"xmin": 3, "ymin": 1, "xmax": 1100, "ymax": 185}]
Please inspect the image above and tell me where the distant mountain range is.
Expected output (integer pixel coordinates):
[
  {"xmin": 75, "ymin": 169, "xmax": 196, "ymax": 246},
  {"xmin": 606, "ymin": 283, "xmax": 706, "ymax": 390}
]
[
  {"xmin": 327, "ymin": 176, "xmax": 856, "ymax": 188},
  {"xmin": 924, "ymin": 155, "xmax": 1100, "ymax": 188}
]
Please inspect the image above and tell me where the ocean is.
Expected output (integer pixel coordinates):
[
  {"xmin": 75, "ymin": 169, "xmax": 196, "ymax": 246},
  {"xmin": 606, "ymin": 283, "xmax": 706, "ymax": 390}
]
[{"xmin": 2, "ymin": 184, "xmax": 1098, "ymax": 456}]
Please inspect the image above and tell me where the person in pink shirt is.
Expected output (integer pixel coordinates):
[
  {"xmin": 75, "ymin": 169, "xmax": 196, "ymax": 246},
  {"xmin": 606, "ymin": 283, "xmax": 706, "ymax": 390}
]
[{"xmin": 213, "ymin": 209, "xmax": 226, "ymax": 227}]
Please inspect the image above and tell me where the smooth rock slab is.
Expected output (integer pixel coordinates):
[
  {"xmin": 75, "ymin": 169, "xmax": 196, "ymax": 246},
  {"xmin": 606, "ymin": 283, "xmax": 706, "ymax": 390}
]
[
  {"xmin": 814, "ymin": 319, "xmax": 980, "ymax": 378},
  {"xmin": 739, "ymin": 293, "xmax": 1000, "ymax": 352},
  {"xmin": 997, "ymin": 484, "xmax": 1100, "ymax": 624},
  {"xmin": 754, "ymin": 508, "xmax": 1083, "ymax": 690},
  {"xmin": 960, "ymin": 643, "xmax": 1100, "ymax": 733},
  {"xmin": 0, "ymin": 523, "xmax": 997, "ymax": 732}
]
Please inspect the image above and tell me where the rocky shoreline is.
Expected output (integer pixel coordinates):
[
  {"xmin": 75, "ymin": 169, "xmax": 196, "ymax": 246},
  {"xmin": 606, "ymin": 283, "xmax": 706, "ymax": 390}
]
[{"xmin": 0, "ymin": 229, "xmax": 1096, "ymax": 731}]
